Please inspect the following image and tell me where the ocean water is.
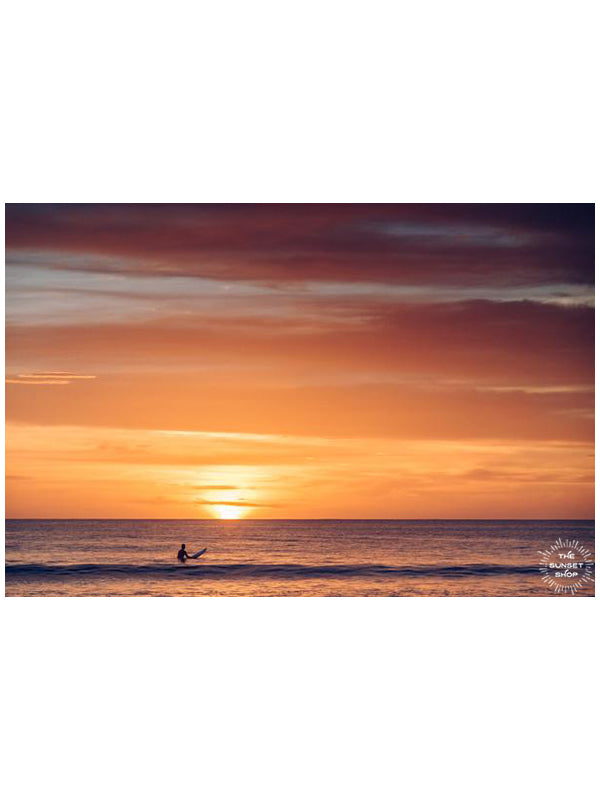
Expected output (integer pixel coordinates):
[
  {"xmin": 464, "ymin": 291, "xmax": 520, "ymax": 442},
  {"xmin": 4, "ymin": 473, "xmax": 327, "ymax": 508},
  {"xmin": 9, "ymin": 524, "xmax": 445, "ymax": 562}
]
[{"xmin": 5, "ymin": 519, "xmax": 595, "ymax": 597}]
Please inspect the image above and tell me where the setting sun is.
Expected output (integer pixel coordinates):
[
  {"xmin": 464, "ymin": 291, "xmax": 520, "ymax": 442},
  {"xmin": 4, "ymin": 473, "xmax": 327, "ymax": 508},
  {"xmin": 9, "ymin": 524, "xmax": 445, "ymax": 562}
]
[{"xmin": 211, "ymin": 504, "xmax": 246, "ymax": 520}]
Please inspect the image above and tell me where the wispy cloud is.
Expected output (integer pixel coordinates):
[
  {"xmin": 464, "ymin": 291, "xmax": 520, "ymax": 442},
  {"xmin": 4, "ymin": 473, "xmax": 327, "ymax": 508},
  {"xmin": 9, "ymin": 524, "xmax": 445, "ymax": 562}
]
[
  {"xmin": 6, "ymin": 372, "xmax": 97, "ymax": 386},
  {"xmin": 198, "ymin": 500, "xmax": 278, "ymax": 508},
  {"xmin": 18, "ymin": 372, "xmax": 96, "ymax": 379},
  {"xmin": 189, "ymin": 484, "xmax": 242, "ymax": 490},
  {"xmin": 6, "ymin": 379, "xmax": 71, "ymax": 385}
]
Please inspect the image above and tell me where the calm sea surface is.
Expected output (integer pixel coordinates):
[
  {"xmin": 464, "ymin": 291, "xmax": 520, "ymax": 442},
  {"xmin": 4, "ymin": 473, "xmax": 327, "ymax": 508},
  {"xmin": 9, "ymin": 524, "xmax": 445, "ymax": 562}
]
[{"xmin": 5, "ymin": 519, "xmax": 595, "ymax": 597}]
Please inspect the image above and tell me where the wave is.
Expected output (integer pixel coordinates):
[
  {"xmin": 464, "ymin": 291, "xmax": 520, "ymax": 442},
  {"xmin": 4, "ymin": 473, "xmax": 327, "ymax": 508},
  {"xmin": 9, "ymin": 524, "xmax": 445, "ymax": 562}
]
[{"xmin": 5, "ymin": 562, "xmax": 559, "ymax": 581}]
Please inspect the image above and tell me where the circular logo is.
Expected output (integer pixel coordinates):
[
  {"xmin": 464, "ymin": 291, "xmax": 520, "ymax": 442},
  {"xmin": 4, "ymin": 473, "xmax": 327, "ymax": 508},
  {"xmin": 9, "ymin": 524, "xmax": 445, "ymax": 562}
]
[{"xmin": 538, "ymin": 537, "xmax": 594, "ymax": 595}]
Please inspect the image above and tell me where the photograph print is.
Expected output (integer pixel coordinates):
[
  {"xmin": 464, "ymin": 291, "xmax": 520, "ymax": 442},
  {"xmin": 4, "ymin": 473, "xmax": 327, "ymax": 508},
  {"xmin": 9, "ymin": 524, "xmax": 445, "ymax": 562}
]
[{"xmin": 4, "ymin": 203, "xmax": 595, "ymax": 597}]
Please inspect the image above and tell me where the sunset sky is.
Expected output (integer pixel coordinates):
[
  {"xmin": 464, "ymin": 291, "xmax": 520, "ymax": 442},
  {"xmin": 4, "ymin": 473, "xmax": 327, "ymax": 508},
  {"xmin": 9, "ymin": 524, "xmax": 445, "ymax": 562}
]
[{"xmin": 5, "ymin": 203, "xmax": 594, "ymax": 519}]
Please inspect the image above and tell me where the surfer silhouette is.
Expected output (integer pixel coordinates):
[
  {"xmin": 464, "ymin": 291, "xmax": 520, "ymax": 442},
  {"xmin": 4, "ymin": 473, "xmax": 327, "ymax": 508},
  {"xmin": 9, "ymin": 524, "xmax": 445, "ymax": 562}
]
[
  {"xmin": 177, "ymin": 543, "xmax": 207, "ymax": 562},
  {"xmin": 177, "ymin": 543, "xmax": 189, "ymax": 563}
]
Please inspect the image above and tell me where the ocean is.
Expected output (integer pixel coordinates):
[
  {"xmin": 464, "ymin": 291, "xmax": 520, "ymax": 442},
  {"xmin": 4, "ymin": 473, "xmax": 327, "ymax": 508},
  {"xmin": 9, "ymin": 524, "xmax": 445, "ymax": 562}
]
[{"xmin": 5, "ymin": 519, "xmax": 595, "ymax": 597}]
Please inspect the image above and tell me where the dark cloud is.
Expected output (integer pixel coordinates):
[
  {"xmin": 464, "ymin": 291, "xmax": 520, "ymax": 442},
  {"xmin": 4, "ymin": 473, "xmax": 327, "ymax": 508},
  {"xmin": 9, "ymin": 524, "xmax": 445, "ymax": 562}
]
[{"xmin": 5, "ymin": 203, "xmax": 594, "ymax": 288}]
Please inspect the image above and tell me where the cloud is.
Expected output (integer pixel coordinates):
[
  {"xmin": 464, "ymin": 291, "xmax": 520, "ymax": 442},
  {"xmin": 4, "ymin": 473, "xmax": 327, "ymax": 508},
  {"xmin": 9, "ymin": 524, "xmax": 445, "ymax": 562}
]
[
  {"xmin": 5, "ymin": 372, "xmax": 97, "ymax": 386},
  {"xmin": 197, "ymin": 500, "xmax": 278, "ymax": 507},
  {"xmin": 4, "ymin": 297, "xmax": 593, "ymax": 441},
  {"xmin": 6, "ymin": 379, "xmax": 71, "ymax": 385},
  {"xmin": 6, "ymin": 299, "xmax": 592, "ymax": 387},
  {"xmin": 189, "ymin": 484, "xmax": 242, "ymax": 490},
  {"xmin": 462, "ymin": 468, "xmax": 593, "ymax": 484},
  {"xmin": 4, "ymin": 372, "xmax": 594, "ymax": 442},
  {"xmin": 18, "ymin": 372, "xmax": 96, "ymax": 379},
  {"xmin": 5, "ymin": 203, "xmax": 594, "ymax": 289}
]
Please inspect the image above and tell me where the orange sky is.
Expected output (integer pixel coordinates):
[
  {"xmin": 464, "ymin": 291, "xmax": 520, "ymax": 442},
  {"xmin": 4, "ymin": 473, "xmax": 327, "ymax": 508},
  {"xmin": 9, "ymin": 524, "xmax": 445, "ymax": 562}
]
[{"xmin": 5, "ymin": 204, "xmax": 594, "ymax": 518}]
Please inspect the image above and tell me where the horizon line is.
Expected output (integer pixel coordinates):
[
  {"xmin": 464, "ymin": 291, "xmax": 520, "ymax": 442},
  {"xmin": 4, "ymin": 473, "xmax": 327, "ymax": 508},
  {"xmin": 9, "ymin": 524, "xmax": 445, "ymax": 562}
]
[{"xmin": 5, "ymin": 517, "xmax": 595, "ymax": 522}]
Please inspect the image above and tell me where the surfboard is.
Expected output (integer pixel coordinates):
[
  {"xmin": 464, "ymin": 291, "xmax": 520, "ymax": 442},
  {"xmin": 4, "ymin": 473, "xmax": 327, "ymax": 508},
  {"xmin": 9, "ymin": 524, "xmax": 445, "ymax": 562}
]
[{"xmin": 191, "ymin": 548, "xmax": 207, "ymax": 559}]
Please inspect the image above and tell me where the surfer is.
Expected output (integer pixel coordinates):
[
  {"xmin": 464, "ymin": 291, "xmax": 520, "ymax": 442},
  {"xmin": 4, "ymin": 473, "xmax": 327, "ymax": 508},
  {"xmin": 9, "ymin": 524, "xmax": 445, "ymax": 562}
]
[
  {"xmin": 177, "ymin": 543, "xmax": 190, "ymax": 563},
  {"xmin": 177, "ymin": 544, "xmax": 207, "ymax": 562}
]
